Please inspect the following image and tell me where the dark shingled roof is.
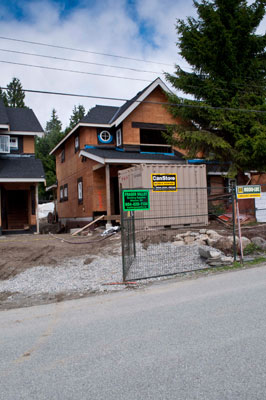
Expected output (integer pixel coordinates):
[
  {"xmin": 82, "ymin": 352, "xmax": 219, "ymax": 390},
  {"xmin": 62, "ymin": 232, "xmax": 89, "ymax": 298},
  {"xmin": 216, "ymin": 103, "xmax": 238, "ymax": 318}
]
[
  {"xmin": 5, "ymin": 108, "xmax": 43, "ymax": 132},
  {"xmin": 0, "ymin": 101, "xmax": 43, "ymax": 132},
  {"xmin": 0, "ymin": 156, "xmax": 45, "ymax": 179},
  {"xmin": 81, "ymin": 105, "xmax": 119, "ymax": 124},
  {"xmin": 80, "ymin": 80, "xmax": 158, "ymax": 126},
  {"xmin": 82, "ymin": 147, "xmax": 185, "ymax": 162},
  {"xmin": 0, "ymin": 100, "xmax": 9, "ymax": 125},
  {"xmin": 109, "ymin": 80, "xmax": 155, "ymax": 123}
]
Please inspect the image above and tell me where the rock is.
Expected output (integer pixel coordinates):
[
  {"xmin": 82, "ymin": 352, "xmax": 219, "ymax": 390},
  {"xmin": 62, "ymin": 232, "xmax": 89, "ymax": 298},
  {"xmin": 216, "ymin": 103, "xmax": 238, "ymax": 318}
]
[
  {"xmin": 183, "ymin": 231, "xmax": 192, "ymax": 237},
  {"xmin": 206, "ymin": 229, "xmax": 218, "ymax": 236},
  {"xmin": 175, "ymin": 234, "xmax": 183, "ymax": 241},
  {"xmin": 184, "ymin": 236, "xmax": 195, "ymax": 244},
  {"xmin": 215, "ymin": 237, "xmax": 234, "ymax": 252},
  {"xmin": 173, "ymin": 240, "xmax": 184, "ymax": 246},
  {"xmin": 238, "ymin": 236, "xmax": 251, "ymax": 252},
  {"xmin": 207, "ymin": 259, "xmax": 222, "ymax": 266},
  {"xmin": 251, "ymin": 237, "xmax": 266, "ymax": 250},
  {"xmin": 190, "ymin": 232, "xmax": 198, "ymax": 237},
  {"xmin": 221, "ymin": 256, "xmax": 234, "ymax": 264},
  {"xmin": 199, "ymin": 246, "xmax": 221, "ymax": 259},
  {"xmin": 194, "ymin": 239, "xmax": 207, "ymax": 246},
  {"xmin": 208, "ymin": 231, "xmax": 223, "ymax": 240},
  {"xmin": 199, "ymin": 234, "xmax": 209, "ymax": 241},
  {"xmin": 210, "ymin": 250, "xmax": 221, "ymax": 259},
  {"xmin": 199, "ymin": 247, "xmax": 210, "ymax": 259},
  {"xmin": 199, "ymin": 229, "xmax": 207, "ymax": 234},
  {"xmin": 207, "ymin": 238, "xmax": 220, "ymax": 247}
]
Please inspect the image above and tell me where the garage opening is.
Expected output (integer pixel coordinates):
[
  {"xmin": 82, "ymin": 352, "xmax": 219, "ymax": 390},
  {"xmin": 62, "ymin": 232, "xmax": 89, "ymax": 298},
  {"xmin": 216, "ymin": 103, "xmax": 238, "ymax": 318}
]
[{"xmin": 5, "ymin": 190, "xmax": 29, "ymax": 230}]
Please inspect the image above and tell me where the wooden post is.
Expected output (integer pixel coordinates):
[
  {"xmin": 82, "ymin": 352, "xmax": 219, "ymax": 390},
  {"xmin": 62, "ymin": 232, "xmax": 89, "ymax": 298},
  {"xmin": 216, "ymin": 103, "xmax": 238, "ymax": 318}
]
[
  {"xmin": 35, "ymin": 183, "xmax": 39, "ymax": 234},
  {"xmin": 105, "ymin": 164, "xmax": 111, "ymax": 222}
]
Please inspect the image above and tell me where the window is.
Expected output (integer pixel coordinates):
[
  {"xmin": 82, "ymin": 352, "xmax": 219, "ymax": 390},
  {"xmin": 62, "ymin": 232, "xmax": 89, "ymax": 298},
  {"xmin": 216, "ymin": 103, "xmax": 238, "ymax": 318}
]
[
  {"xmin": 77, "ymin": 178, "xmax": 83, "ymax": 204},
  {"xmin": 98, "ymin": 130, "xmax": 113, "ymax": 144},
  {"xmin": 0, "ymin": 135, "xmax": 10, "ymax": 153},
  {"xmin": 64, "ymin": 184, "xmax": 68, "ymax": 201},
  {"xmin": 61, "ymin": 147, "xmax": 65, "ymax": 163},
  {"xmin": 10, "ymin": 137, "xmax": 18, "ymax": 149},
  {"xmin": 116, "ymin": 129, "xmax": 122, "ymax": 147},
  {"xmin": 74, "ymin": 135, "xmax": 79, "ymax": 152},
  {"xmin": 60, "ymin": 186, "xmax": 64, "ymax": 202}
]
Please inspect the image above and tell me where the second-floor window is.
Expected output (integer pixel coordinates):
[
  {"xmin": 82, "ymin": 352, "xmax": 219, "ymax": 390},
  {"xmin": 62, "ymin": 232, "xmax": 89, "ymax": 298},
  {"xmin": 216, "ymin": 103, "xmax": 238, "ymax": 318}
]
[
  {"xmin": 10, "ymin": 137, "xmax": 18, "ymax": 150},
  {"xmin": 116, "ymin": 129, "xmax": 122, "ymax": 147},
  {"xmin": 64, "ymin": 184, "xmax": 68, "ymax": 201},
  {"xmin": 0, "ymin": 135, "xmax": 10, "ymax": 153},
  {"xmin": 74, "ymin": 135, "xmax": 79, "ymax": 153},
  {"xmin": 60, "ymin": 186, "xmax": 64, "ymax": 202},
  {"xmin": 61, "ymin": 147, "xmax": 65, "ymax": 163},
  {"xmin": 77, "ymin": 177, "xmax": 83, "ymax": 204}
]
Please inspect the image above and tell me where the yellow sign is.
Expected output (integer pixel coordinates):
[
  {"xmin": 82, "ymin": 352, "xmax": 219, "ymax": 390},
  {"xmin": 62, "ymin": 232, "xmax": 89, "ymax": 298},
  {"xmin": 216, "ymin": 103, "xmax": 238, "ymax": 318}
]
[
  {"xmin": 236, "ymin": 185, "xmax": 261, "ymax": 199},
  {"xmin": 151, "ymin": 173, "xmax": 177, "ymax": 192}
]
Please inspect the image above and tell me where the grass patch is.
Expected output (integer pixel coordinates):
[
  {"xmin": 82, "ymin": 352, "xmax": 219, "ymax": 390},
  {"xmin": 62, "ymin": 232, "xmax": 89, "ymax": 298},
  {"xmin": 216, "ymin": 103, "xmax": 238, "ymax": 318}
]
[{"xmin": 243, "ymin": 243, "xmax": 262, "ymax": 255}]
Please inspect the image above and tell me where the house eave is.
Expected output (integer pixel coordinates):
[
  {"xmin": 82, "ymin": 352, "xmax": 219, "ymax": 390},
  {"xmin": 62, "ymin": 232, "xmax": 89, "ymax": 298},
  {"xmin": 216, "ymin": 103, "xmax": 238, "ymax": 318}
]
[
  {"xmin": 113, "ymin": 78, "xmax": 172, "ymax": 127},
  {"xmin": 50, "ymin": 122, "xmax": 112, "ymax": 155},
  {"xmin": 79, "ymin": 150, "xmax": 182, "ymax": 165},
  {"xmin": 0, "ymin": 178, "xmax": 46, "ymax": 183}
]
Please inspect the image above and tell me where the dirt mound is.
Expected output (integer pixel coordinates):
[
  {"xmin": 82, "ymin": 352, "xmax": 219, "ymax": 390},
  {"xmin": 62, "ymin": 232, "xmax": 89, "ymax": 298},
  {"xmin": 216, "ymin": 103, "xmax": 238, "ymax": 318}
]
[{"xmin": 0, "ymin": 233, "xmax": 120, "ymax": 280}]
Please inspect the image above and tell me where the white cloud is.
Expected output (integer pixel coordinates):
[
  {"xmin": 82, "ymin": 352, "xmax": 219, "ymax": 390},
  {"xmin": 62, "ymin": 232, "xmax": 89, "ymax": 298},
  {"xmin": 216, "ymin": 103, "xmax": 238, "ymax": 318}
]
[
  {"xmin": 0, "ymin": 0, "xmax": 264, "ymax": 130},
  {"xmin": 1, "ymin": 0, "xmax": 180, "ymax": 128}
]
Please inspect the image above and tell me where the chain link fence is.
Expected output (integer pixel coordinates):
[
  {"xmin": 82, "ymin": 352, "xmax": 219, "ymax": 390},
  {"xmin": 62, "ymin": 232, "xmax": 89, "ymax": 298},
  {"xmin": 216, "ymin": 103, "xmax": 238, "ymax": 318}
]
[{"xmin": 121, "ymin": 184, "xmax": 266, "ymax": 281}]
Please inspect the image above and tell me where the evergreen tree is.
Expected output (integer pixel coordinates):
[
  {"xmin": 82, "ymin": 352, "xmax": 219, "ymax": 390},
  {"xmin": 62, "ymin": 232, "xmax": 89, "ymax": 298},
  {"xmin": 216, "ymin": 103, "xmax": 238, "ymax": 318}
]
[
  {"xmin": 36, "ymin": 109, "xmax": 64, "ymax": 199},
  {"xmin": 5, "ymin": 77, "xmax": 26, "ymax": 107},
  {"xmin": 65, "ymin": 104, "xmax": 86, "ymax": 135},
  {"xmin": 0, "ymin": 87, "xmax": 7, "ymax": 106},
  {"xmin": 165, "ymin": 0, "xmax": 266, "ymax": 176}
]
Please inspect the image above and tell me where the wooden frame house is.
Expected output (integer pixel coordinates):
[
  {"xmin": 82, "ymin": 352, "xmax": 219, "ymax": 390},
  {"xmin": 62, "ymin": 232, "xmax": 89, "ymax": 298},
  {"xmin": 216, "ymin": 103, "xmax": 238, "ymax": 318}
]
[
  {"xmin": 50, "ymin": 78, "xmax": 187, "ymax": 228},
  {"xmin": 0, "ymin": 100, "xmax": 45, "ymax": 235}
]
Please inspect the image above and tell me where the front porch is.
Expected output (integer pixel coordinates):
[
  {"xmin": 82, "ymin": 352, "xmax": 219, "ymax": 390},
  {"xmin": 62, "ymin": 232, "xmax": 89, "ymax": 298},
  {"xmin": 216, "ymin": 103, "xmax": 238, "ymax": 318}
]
[{"xmin": 0, "ymin": 182, "xmax": 39, "ymax": 235}]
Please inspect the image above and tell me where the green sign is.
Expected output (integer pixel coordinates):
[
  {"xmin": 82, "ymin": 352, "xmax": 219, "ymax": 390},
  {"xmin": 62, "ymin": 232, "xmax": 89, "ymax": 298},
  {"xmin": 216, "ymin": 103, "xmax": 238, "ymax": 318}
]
[
  {"xmin": 123, "ymin": 190, "xmax": 150, "ymax": 211},
  {"xmin": 236, "ymin": 185, "xmax": 261, "ymax": 199}
]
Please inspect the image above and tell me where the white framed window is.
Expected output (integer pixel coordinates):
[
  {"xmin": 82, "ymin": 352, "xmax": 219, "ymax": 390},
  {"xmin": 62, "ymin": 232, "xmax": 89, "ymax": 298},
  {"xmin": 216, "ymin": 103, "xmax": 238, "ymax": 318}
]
[
  {"xmin": 74, "ymin": 136, "xmax": 79, "ymax": 152},
  {"xmin": 61, "ymin": 148, "xmax": 65, "ymax": 163},
  {"xmin": 64, "ymin": 184, "xmax": 68, "ymax": 200},
  {"xmin": 78, "ymin": 178, "xmax": 83, "ymax": 204},
  {"xmin": 99, "ymin": 130, "xmax": 112, "ymax": 143},
  {"xmin": 0, "ymin": 135, "xmax": 10, "ymax": 153},
  {"xmin": 10, "ymin": 137, "xmax": 18, "ymax": 149},
  {"xmin": 116, "ymin": 129, "xmax": 122, "ymax": 147},
  {"xmin": 60, "ymin": 186, "xmax": 64, "ymax": 202}
]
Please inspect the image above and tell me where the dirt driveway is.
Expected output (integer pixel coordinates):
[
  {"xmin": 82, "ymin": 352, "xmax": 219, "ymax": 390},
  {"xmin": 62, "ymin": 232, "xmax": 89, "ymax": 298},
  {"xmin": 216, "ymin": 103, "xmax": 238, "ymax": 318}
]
[{"xmin": 0, "ymin": 232, "xmax": 120, "ymax": 280}]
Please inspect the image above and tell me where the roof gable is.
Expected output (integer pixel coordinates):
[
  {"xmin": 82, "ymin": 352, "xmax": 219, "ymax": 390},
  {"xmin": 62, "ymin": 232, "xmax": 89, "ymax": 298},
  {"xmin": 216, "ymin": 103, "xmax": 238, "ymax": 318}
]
[
  {"xmin": 0, "ymin": 100, "xmax": 43, "ymax": 133},
  {"xmin": 110, "ymin": 78, "xmax": 172, "ymax": 126},
  {"xmin": 50, "ymin": 77, "xmax": 173, "ymax": 155},
  {"xmin": 6, "ymin": 108, "xmax": 43, "ymax": 132}
]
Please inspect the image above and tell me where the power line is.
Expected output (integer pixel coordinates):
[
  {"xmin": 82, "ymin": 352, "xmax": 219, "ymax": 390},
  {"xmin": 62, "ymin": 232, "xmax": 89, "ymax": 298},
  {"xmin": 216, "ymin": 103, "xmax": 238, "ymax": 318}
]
[
  {"xmin": 1, "ymin": 86, "xmax": 265, "ymax": 114},
  {"xmin": 0, "ymin": 48, "xmax": 163, "ymax": 75},
  {"xmin": 1, "ymin": 56, "xmax": 264, "ymax": 93},
  {"xmin": 0, "ymin": 60, "xmax": 152, "ymax": 82},
  {"xmin": 0, "ymin": 35, "xmax": 176, "ymax": 67}
]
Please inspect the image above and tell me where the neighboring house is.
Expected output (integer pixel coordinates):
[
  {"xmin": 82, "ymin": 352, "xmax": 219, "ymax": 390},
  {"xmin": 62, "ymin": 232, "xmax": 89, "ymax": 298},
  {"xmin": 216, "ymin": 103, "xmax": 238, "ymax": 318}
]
[
  {"xmin": 0, "ymin": 100, "xmax": 45, "ymax": 234},
  {"xmin": 50, "ymin": 78, "xmax": 187, "ymax": 228}
]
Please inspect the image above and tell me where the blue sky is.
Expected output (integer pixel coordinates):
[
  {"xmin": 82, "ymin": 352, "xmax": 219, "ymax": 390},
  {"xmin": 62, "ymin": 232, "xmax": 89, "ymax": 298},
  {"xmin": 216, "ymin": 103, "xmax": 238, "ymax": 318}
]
[{"xmin": 0, "ymin": 0, "xmax": 265, "ymax": 128}]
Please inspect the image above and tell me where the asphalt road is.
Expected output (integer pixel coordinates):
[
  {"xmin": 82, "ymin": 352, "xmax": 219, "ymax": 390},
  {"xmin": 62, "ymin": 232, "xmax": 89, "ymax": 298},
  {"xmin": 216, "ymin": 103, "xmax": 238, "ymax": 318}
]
[{"xmin": 1, "ymin": 266, "xmax": 266, "ymax": 400}]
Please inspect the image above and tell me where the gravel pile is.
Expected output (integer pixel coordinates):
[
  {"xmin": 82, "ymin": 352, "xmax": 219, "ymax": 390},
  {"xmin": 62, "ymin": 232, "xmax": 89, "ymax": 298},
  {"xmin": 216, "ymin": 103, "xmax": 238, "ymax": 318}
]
[
  {"xmin": 126, "ymin": 242, "xmax": 211, "ymax": 280},
  {"xmin": 0, "ymin": 254, "xmax": 123, "ymax": 296},
  {"xmin": 0, "ymin": 240, "xmax": 214, "ymax": 300}
]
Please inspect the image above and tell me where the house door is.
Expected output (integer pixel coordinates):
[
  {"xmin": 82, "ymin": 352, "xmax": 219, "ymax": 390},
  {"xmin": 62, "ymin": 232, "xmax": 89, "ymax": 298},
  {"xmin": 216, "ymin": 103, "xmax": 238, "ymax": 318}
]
[
  {"xmin": 6, "ymin": 190, "xmax": 28, "ymax": 229},
  {"xmin": 111, "ymin": 177, "xmax": 120, "ymax": 215}
]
